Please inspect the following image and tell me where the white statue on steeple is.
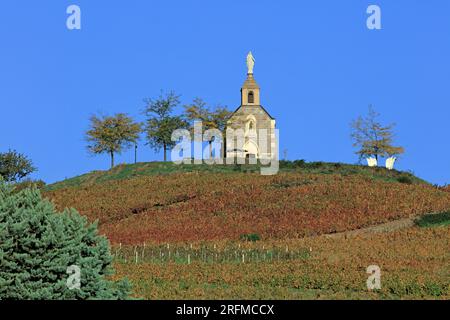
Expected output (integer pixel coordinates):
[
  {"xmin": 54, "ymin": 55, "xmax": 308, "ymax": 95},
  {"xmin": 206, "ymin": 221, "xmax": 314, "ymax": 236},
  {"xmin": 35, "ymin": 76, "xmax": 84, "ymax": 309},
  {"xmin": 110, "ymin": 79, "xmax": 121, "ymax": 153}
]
[{"xmin": 246, "ymin": 51, "xmax": 255, "ymax": 74}]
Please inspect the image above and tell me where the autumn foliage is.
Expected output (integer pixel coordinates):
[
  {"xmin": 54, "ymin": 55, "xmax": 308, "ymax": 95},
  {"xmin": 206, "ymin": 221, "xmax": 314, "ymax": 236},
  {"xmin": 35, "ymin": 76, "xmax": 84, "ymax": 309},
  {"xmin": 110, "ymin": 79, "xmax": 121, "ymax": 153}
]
[
  {"xmin": 46, "ymin": 171, "xmax": 450, "ymax": 245},
  {"xmin": 112, "ymin": 227, "xmax": 449, "ymax": 299}
]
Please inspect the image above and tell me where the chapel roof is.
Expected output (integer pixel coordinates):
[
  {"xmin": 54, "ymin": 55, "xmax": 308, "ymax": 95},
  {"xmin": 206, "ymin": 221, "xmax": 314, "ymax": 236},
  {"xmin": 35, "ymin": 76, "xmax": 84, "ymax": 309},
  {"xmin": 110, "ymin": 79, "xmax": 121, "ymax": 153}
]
[
  {"xmin": 230, "ymin": 104, "xmax": 275, "ymax": 120},
  {"xmin": 242, "ymin": 74, "xmax": 260, "ymax": 89}
]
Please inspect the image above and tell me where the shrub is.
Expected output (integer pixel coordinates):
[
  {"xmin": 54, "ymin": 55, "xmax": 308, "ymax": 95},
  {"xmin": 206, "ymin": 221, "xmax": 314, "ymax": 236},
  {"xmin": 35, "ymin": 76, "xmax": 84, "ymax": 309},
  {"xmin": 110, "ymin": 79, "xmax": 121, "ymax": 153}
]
[
  {"xmin": 0, "ymin": 179, "xmax": 131, "ymax": 299},
  {"xmin": 271, "ymin": 180, "xmax": 312, "ymax": 189},
  {"xmin": 424, "ymin": 282, "xmax": 445, "ymax": 297},
  {"xmin": 307, "ymin": 161, "xmax": 325, "ymax": 169},
  {"xmin": 397, "ymin": 175, "xmax": 413, "ymax": 184},
  {"xmin": 233, "ymin": 164, "xmax": 242, "ymax": 172},
  {"xmin": 293, "ymin": 160, "xmax": 306, "ymax": 168},
  {"xmin": 240, "ymin": 233, "xmax": 261, "ymax": 242},
  {"xmin": 415, "ymin": 212, "xmax": 450, "ymax": 228},
  {"xmin": 279, "ymin": 160, "xmax": 291, "ymax": 168},
  {"xmin": 13, "ymin": 179, "xmax": 46, "ymax": 193}
]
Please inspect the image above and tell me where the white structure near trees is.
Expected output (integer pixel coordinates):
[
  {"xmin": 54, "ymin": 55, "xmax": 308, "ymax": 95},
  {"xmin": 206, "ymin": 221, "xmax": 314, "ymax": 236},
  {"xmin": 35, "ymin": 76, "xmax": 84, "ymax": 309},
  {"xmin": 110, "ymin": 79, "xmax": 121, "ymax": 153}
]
[
  {"xmin": 366, "ymin": 157, "xmax": 378, "ymax": 167},
  {"xmin": 366, "ymin": 156, "xmax": 397, "ymax": 169},
  {"xmin": 385, "ymin": 156, "xmax": 396, "ymax": 170}
]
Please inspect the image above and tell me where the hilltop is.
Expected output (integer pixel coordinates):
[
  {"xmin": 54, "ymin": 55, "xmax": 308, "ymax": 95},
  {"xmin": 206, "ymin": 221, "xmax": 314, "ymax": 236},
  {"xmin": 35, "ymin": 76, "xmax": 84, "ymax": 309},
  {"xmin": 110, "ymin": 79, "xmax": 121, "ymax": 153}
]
[{"xmin": 46, "ymin": 160, "xmax": 426, "ymax": 191}]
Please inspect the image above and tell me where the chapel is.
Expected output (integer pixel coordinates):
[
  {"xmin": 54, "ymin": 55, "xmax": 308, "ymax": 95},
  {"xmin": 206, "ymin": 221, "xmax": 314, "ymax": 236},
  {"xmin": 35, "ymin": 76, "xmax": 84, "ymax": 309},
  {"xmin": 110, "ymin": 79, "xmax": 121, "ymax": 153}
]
[{"xmin": 226, "ymin": 52, "xmax": 277, "ymax": 160}]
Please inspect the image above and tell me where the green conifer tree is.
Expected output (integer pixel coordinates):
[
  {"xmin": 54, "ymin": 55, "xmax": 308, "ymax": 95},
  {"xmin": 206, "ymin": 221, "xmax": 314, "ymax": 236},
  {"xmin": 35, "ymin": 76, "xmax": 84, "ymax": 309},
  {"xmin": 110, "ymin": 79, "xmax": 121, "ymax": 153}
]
[{"xmin": 0, "ymin": 179, "xmax": 131, "ymax": 299}]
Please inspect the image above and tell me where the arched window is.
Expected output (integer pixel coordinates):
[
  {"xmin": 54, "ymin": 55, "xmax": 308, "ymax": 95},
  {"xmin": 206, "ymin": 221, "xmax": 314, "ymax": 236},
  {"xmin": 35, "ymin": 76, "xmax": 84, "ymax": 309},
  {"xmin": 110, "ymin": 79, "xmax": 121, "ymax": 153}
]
[{"xmin": 248, "ymin": 91, "xmax": 254, "ymax": 104}]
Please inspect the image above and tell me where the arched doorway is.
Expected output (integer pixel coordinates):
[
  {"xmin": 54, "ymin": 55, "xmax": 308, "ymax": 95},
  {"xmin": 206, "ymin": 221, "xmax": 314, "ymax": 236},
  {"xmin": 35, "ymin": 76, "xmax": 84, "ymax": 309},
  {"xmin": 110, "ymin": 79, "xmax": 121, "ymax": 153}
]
[{"xmin": 243, "ymin": 139, "xmax": 259, "ymax": 158}]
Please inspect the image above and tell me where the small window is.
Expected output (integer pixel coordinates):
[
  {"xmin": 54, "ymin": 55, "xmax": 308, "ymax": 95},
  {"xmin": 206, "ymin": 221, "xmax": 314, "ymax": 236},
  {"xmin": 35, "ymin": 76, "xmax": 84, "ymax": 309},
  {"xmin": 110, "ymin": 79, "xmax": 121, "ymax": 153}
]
[{"xmin": 248, "ymin": 91, "xmax": 254, "ymax": 104}]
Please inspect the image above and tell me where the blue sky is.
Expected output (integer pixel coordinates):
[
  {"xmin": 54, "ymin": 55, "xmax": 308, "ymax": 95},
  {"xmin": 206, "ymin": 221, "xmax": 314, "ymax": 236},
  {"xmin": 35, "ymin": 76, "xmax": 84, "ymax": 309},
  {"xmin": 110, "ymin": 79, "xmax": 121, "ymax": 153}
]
[{"xmin": 1, "ymin": 1, "xmax": 449, "ymax": 184}]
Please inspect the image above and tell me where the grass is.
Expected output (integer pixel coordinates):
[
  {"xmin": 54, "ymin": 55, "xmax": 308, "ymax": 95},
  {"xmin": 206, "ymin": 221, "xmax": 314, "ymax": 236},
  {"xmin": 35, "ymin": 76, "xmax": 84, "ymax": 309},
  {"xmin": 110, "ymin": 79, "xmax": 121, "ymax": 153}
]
[
  {"xmin": 45, "ymin": 160, "xmax": 427, "ymax": 191},
  {"xmin": 415, "ymin": 211, "xmax": 450, "ymax": 228}
]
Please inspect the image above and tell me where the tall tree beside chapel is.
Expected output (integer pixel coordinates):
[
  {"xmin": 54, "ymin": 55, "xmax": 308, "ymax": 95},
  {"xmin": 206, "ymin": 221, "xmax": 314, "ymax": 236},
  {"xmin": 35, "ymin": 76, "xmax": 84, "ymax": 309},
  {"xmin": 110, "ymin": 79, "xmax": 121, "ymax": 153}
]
[
  {"xmin": 86, "ymin": 113, "xmax": 142, "ymax": 168},
  {"xmin": 184, "ymin": 98, "xmax": 231, "ymax": 158},
  {"xmin": 143, "ymin": 91, "xmax": 187, "ymax": 162}
]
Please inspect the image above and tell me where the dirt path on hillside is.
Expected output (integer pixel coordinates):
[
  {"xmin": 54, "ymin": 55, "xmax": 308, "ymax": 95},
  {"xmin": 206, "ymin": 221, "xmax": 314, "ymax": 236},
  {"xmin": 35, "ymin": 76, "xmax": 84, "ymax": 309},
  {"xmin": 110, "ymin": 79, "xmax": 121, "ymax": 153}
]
[{"xmin": 323, "ymin": 216, "xmax": 418, "ymax": 239}]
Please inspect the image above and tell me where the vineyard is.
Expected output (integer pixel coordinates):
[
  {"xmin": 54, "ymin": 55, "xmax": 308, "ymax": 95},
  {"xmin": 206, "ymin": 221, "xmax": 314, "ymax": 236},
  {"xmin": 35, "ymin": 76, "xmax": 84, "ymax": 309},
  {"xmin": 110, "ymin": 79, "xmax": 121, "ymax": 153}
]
[
  {"xmin": 45, "ymin": 163, "xmax": 450, "ymax": 244},
  {"xmin": 112, "ymin": 227, "xmax": 449, "ymax": 299},
  {"xmin": 113, "ymin": 242, "xmax": 311, "ymax": 265},
  {"xmin": 44, "ymin": 162, "xmax": 450, "ymax": 299}
]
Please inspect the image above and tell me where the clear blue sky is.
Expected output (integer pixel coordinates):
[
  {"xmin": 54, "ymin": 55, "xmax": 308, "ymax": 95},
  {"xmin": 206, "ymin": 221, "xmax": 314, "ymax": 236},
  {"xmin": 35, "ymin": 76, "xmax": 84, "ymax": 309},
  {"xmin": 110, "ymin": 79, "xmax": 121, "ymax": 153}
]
[{"xmin": 1, "ymin": 1, "xmax": 449, "ymax": 185}]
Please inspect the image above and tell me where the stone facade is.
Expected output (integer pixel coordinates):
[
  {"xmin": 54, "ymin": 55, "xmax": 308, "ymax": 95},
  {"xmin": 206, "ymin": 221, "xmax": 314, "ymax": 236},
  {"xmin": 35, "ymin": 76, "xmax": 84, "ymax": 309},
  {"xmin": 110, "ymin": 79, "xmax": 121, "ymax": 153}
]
[{"xmin": 226, "ymin": 70, "xmax": 277, "ymax": 160}]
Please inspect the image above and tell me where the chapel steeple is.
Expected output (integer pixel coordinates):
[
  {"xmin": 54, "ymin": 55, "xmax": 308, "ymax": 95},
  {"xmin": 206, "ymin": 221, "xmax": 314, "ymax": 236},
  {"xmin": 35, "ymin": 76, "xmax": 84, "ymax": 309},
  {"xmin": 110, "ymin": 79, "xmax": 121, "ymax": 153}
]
[{"xmin": 241, "ymin": 52, "xmax": 260, "ymax": 106}]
